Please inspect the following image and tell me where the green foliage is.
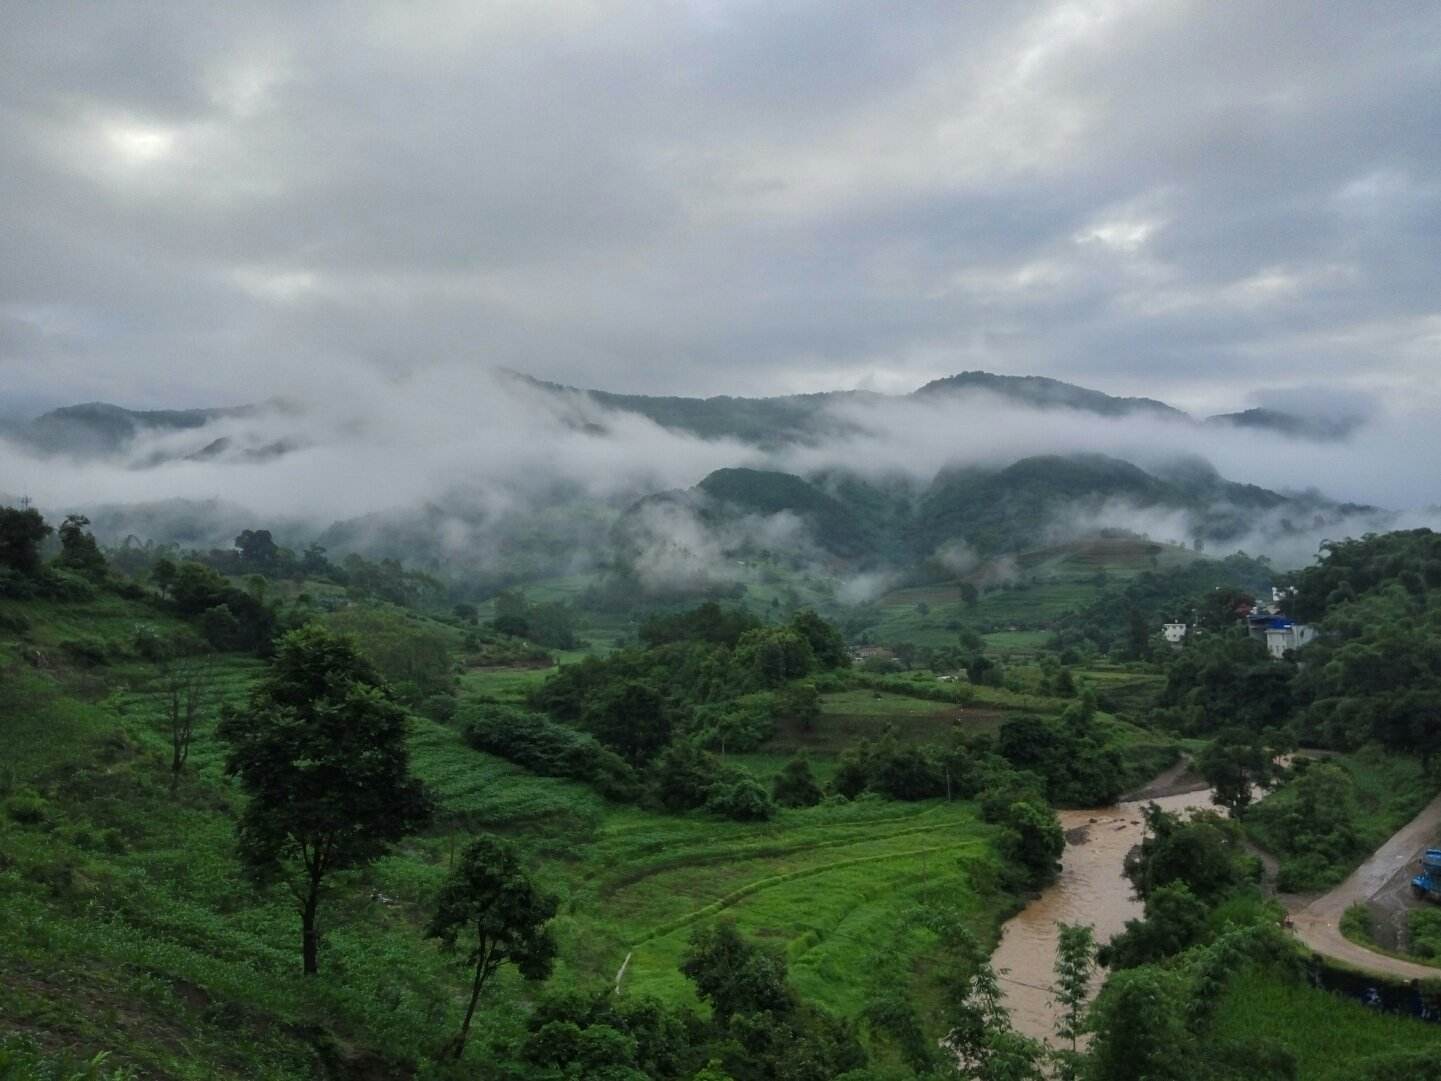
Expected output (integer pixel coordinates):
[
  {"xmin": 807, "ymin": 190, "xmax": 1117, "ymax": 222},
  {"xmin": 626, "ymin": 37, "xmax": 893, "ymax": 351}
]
[
  {"xmin": 217, "ymin": 624, "xmax": 433, "ymax": 973},
  {"xmin": 681, "ymin": 921, "xmax": 793, "ymax": 1024},
  {"xmin": 733, "ymin": 626, "xmax": 815, "ymax": 689},
  {"xmin": 169, "ymin": 561, "xmax": 276, "ymax": 653},
  {"xmin": 639, "ymin": 602, "xmax": 760, "ymax": 649},
  {"xmin": 1154, "ymin": 631, "xmax": 1294, "ymax": 736},
  {"xmin": 1124, "ymin": 804, "xmax": 1253, "ymax": 904},
  {"xmin": 489, "ymin": 587, "xmax": 582, "ymax": 649},
  {"xmin": 462, "ymin": 702, "xmax": 639, "ymax": 800},
  {"xmin": 1052, "ymin": 552, "xmax": 1274, "ymax": 656},
  {"xmin": 326, "ymin": 605, "xmax": 455, "ymax": 702},
  {"xmin": 55, "ymin": 516, "xmax": 107, "ymax": 581},
  {"xmin": 0, "ymin": 1036, "xmax": 136, "ymax": 1080},
  {"xmin": 1405, "ymin": 907, "xmax": 1441, "ymax": 959},
  {"xmin": 0, "ymin": 506, "xmax": 53, "ymax": 577},
  {"xmin": 1098, "ymin": 882, "xmax": 1210, "ymax": 969},
  {"xmin": 583, "ymin": 681, "xmax": 673, "ymax": 766},
  {"xmin": 1198, "ymin": 730, "xmax": 1275, "ymax": 817},
  {"xmin": 1247, "ymin": 757, "xmax": 1372, "ymax": 891},
  {"xmin": 771, "ymin": 756, "xmax": 823, "ymax": 808},
  {"xmin": 703, "ymin": 770, "xmax": 774, "ymax": 822},
  {"xmin": 426, "ymin": 834, "xmax": 558, "ymax": 1059},
  {"xmin": 1051, "ymin": 922, "xmax": 1095, "ymax": 1079},
  {"xmin": 997, "ymin": 800, "xmax": 1064, "ymax": 890},
  {"xmin": 1086, "ymin": 966, "xmax": 1191, "ymax": 1081},
  {"xmin": 996, "ymin": 704, "xmax": 1125, "ymax": 806}
]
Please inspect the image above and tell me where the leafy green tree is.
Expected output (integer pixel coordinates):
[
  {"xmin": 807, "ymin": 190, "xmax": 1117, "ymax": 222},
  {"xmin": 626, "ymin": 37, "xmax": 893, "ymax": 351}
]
[
  {"xmin": 1051, "ymin": 923, "xmax": 1095, "ymax": 1079},
  {"xmin": 1198, "ymin": 731, "xmax": 1273, "ymax": 817},
  {"xmin": 217, "ymin": 625, "xmax": 432, "ymax": 974},
  {"xmin": 788, "ymin": 609, "xmax": 849, "ymax": 668},
  {"xmin": 680, "ymin": 921, "xmax": 791, "ymax": 1025},
  {"xmin": 234, "ymin": 528, "xmax": 279, "ymax": 570},
  {"xmin": 1097, "ymin": 882, "xmax": 1209, "ymax": 969},
  {"xmin": 704, "ymin": 771, "xmax": 774, "ymax": 821},
  {"xmin": 960, "ymin": 582, "xmax": 980, "ymax": 609},
  {"xmin": 774, "ymin": 681, "xmax": 820, "ymax": 732},
  {"xmin": 151, "ymin": 557, "xmax": 178, "ymax": 598},
  {"xmin": 56, "ymin": 514, "xmax": 107, "ymax": 579},
  {"xmin": 652, "ymin": 740, "xmax": 721, "ymax": 811},
  {"xmin": 1086, "ymin": 967, "xmax": 1189, "ymax": 1081},
  {"xmin": 772, "ymin": 755, "xmax": 823, "ymax": 808},
  {"xmin": 583, "ymin": 681, "xmax": 671, "ymax": 766},
  {"xmin": 734, "ymin": 627, "xmax": 815, "ymax": 689},
  {"xmin": 1001, "ymin": 800, "xmax": 1065, "ymax": 890},
  {"xmin": 1123, "ymin": 805, "xmax": 1249, "ymax": 904},
  {"xmin": 427, "ymin": 834, "xmax": 558, "ymax": 1060},
  {"xmin": 0, "ymin": 506, "xmax": 52, "ymax": 576},
  {"xmin": 928, "ymin": 915, "xmax": 1045, "ymax": 1080}
]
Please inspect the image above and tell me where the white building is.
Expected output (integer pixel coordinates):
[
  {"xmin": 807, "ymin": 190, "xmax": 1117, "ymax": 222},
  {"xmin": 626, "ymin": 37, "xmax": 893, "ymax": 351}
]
[
  {"xmin": 1263, "ymin": 622, "xmax": 1317, "ymax": 659},
  {"xmin": 1162, "ymin": 623, "xmax": 1189, "ymax": 645}
]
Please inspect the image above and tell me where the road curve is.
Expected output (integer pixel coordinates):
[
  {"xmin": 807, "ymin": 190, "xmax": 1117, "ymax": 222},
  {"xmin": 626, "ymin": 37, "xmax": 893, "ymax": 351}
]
[{"xmin": 1288, "ymin": 791, "xmax": 1441, "ymax": 981}]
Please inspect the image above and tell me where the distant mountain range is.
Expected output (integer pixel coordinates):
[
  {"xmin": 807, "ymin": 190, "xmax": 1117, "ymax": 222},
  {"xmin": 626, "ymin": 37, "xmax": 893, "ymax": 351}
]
[
  {"xmin": 518, "ymin": 369, "xmax": 1350, "ymax": 446},
  {"xmin": 4, "ymin": 370, "xmax": 1364, "ymax": 463},
  {"xmin": 629, "ymin": 454, "xmax": 1380, "ymax": 567},
  {"xmin": 0, "ymin": 371, "xmax": 1390, "ymax": 579}
]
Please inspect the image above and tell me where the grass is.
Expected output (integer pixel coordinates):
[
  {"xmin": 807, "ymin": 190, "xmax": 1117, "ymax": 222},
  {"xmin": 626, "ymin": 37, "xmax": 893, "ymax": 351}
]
[
  {"xmin": 1246, "ymin": 746, "xmax": 1441, "ymax": 890},
  {"xmin": 0, "ymin": 590, "xmax": 1021, "ymax": 1076},
  {"xmin": 1210, "ymin": 968, "xmax": 1440, "ymax": 1079}
]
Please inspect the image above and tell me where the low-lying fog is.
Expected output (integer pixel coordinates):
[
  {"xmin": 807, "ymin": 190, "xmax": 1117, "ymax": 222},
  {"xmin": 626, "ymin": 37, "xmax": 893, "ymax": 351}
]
[{"xmin": 3, "ymin": 363, "xmax": 1438, "ymax": 575}]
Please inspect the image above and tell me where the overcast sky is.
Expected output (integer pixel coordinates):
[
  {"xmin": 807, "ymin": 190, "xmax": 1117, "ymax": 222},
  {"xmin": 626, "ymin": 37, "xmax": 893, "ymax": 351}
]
[{"xmin": 2, "ymin": 1, "xmax": 1438, "ymax": 417}]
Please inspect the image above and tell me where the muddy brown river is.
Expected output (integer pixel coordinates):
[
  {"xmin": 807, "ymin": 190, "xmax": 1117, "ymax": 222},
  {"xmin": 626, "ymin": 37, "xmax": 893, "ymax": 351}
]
[{"xmin": 992, "ymin": 787, "xmax": 1219, "ymax": 1044}]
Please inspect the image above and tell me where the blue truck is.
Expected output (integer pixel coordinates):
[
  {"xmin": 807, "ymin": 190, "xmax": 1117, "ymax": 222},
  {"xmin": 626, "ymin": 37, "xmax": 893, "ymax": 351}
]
[{"xmin": 1411, "ymin": 849, "xmax": 1441, "ymax": 900}]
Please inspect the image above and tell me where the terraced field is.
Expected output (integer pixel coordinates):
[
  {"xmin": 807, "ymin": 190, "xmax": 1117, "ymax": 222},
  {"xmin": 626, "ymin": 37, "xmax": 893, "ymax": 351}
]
[{"xmin": 555, "ymin": 799, "xmax": 1003, "ymax": 1018}]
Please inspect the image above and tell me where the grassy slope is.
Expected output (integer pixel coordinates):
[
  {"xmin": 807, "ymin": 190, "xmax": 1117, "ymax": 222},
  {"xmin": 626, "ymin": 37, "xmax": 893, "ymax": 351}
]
[
  {"xmin": 870, "ymin": 538, "xmax": 1200, "ymax": 647},
  {"xmin": 1211, "ymin": 970, "xmax": 1438, "ymax": 1079},
  {"xmin": 0, "ymin": 592, "xmax": 1016, "ymax": 1076}
]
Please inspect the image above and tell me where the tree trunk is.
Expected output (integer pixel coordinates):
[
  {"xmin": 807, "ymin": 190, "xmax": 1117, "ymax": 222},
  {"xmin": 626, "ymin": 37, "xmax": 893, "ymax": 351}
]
[
  {"xmin": 452, "ymin": 953, "xmax": 490, "ymax": 1059},
  {"xmin": 301, "ymin": 878, "xmax": 321, "ymax": 975}
]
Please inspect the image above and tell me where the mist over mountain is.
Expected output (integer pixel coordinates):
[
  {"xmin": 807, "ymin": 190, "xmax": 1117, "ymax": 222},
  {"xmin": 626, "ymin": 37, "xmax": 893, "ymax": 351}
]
[{"xmin": 1, "ymin": 367, "xmax": 1419, "ymax": 594}]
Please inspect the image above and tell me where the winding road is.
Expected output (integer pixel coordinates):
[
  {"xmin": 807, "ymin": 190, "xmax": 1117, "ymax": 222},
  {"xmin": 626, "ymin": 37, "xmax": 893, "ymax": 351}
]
[{"xmin": 1286, "ymin": 791, "xmax": 1441, "ymax": 981}]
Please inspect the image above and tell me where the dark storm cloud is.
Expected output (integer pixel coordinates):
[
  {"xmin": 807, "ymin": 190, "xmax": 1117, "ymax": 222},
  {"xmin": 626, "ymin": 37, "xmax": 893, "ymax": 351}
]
[{"xmin": 1, "ymin": 1, "xmax": 1438, "ymax": 412}]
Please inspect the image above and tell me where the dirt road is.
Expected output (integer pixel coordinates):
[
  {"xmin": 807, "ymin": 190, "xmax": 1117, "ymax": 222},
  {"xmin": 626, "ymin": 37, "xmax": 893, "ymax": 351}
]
[{"xmin": 1288, "ymin": 791, "xmax": 1441, "ymax": 981}]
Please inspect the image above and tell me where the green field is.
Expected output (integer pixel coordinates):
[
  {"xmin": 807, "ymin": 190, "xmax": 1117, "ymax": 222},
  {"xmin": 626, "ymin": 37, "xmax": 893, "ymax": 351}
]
[
  {"xmin": 1210, "ymin": 969, "xmax": 1439, "ymax": 1079},
  {"xmin": 870, "ymin": 538, "xmax": 1201, "ymax": 647},
  {"xmin": 0, "ymin": 592, "xmax": 1018, "ymax": 1075}
]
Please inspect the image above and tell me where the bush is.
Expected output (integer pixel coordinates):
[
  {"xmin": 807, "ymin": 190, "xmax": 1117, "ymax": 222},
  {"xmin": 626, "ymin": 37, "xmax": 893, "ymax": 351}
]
[
  {"xmin": 419, "ymin": 693, "xmax": 459, "ymax": 724},
  {"xmin": 5, "ymin": 792, "xmax": 49, "ymax": 826},
  {"xmin": 705, "ymin": 771, "xmax": 774, "ymax": 821},
  {"xmin": 1407, "ymin": 908, "xmax": 1441, "ymax": 959},
  {"xmin": 772, "ymin": 756, "xmax": 823, "ymax": 808},
  {"xmin": 463, "ymin": 703, "xmax": 639, "ymax": 801}
]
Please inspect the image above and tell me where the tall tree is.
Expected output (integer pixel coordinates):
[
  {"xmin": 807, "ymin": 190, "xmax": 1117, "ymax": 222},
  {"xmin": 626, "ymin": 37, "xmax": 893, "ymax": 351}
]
[
  {"xmin": 427, "ymin": 835, "xmax": 558, "ymax": 1060},
  {"xmin": 158, "ymin": 650, "xmax": 209, "ymax": 794},
  {"xmin": 1198, "ymin": 731, "xmax": 1273, "ymax": 817},
  {"xmin": 55, "ymin": 514, "xmax": 107, "ymax": 579},
  {"xmin": 0, "ymin": 506, "xmax": 52, "ymax": 576},
  {"xmin": 583, "ymin": 681, "xmax": 671, "ymax": 766},
  {"xmin": 218, "ymin": 624, "xmax": 432, "ymax": 974},
  {"xmin": 1051, "ymin": 923, "xmax": 1096, "ymax": 1080}
]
